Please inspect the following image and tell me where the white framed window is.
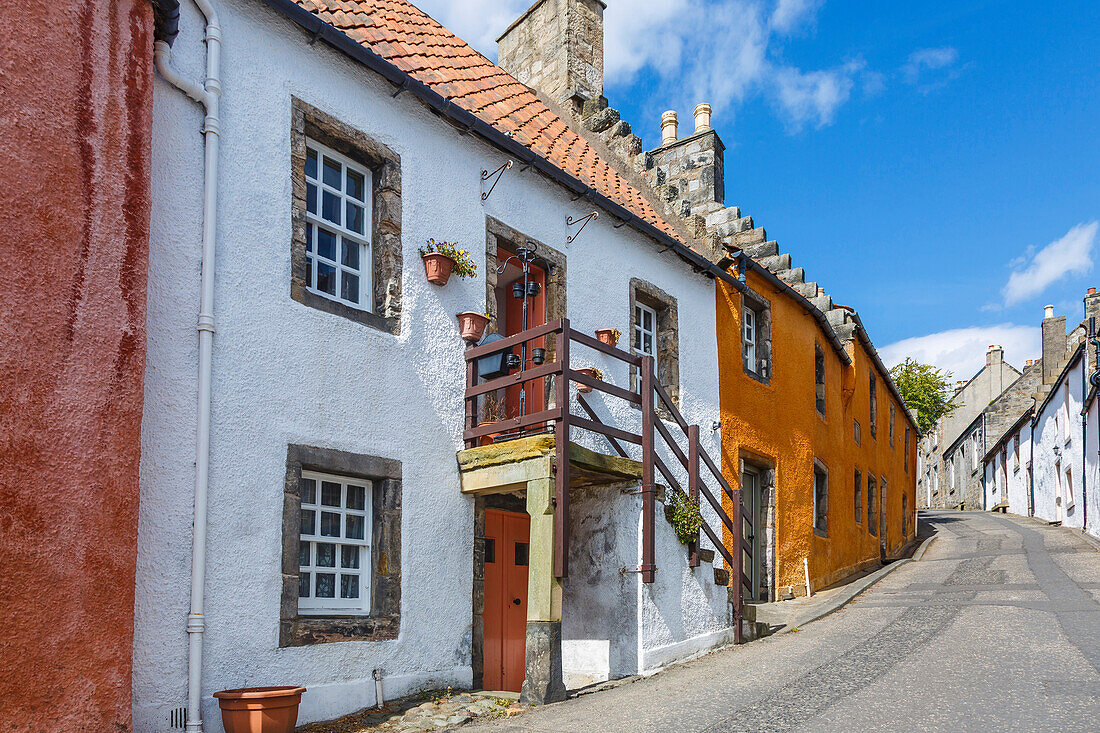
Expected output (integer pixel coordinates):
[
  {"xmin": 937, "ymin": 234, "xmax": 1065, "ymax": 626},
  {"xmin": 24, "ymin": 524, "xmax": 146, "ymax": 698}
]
[
  {"xmin": 298, "ymin": 471, "xmax": 372, "ymax": 613},
  {"xmin": 635, "ymin": 302, "xmax": 659, "ymax": 369},
  {"xmin": 743, "ymin": 306, "xmax": 757, "ymax": 368},
  {"xmin": 972, "ymin": 432, "xmax": 980, "ymax": 470},
  {"xmin": 305, "ymin": 140, "xmax": 372, "ymax": 310},
  {"xmin": 1066, "ymin": 469, "xmax": 1075, "ymax": 509}
]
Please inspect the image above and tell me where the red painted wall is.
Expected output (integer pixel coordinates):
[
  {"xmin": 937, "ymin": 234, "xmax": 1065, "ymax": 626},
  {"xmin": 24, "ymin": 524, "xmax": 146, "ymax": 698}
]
[{"xmin": 0, "ymin": 1, "xmax": 153, "ymax": 730}]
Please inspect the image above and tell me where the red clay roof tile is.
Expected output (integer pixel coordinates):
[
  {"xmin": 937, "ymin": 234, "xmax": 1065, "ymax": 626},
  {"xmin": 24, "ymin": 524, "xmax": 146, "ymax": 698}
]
[{"xmin": 294, "ymin": 0, "xmax": 682, "ymax": 242}]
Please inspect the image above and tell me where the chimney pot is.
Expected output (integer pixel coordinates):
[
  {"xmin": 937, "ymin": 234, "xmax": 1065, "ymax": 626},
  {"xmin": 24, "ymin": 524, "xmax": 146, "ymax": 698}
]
[
  {"xmin": 1089, "ymin": 287, "xmax": 1097, "ymax": 296},
  {"xmin": 1044, "ymin": 304, "xmax": 1055, "ymax": 319},
  {"xmin": 661, "ymin": 110, "xmax": 678, "ymax": 145},
  {"xmin": 693, "ymin": 102, "xmax": 712, "ymax": 133}
]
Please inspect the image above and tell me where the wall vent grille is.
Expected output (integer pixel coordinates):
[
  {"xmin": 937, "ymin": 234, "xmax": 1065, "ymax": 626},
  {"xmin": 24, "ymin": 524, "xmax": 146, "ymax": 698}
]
[{"xmin": 168, "ymin": 706, "xmax": 187, "ymax": 729}]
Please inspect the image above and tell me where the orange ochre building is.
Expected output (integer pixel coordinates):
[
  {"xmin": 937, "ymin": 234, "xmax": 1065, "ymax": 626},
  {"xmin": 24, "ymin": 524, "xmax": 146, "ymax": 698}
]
[{"xmin": 717, "ymin": 256, "xmax": 919, "ymax": 602}]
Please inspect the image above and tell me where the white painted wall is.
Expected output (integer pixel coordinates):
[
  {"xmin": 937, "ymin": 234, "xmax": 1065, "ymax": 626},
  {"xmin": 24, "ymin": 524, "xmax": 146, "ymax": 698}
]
[
  {"xmin": 1085, "ymin": 394, "xmax": 1100, "ymax": 539},
  {"xmin": 1033, "ymin": 358, "xmax": 1085, "ymax": 529},
  {"xmin": 138, "ymin": 1, "xmax": 727, "ymax": 729},
  {"xmin": 983, "ymin": 421, "xmax": 1032, "ymax": 517}
]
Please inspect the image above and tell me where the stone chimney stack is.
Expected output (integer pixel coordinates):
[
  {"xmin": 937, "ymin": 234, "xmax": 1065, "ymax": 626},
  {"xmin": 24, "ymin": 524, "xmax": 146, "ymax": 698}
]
[
  {"xmin": 986, "ymin": 344, "xmax": 1004, "ymax": 366},
  {"xmin": 661, "ymin": 111, "xmax": 678, "ymax": 145},
  {"xmin": 646, "ymin": 103, "xmax": 725, "ymax": 219},
  {"xmin": 1042, "ymin": 304, "xmax": 1067, "ymax": 385},
  {"xmin": 497, "ymin": 0, "xmax": 606, "ymax": 118}
]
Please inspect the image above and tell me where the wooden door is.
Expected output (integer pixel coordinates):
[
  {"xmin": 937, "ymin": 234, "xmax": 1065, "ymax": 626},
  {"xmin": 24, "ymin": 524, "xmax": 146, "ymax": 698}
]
[
  {"xmin": 500, "ymin": 256, "xmax": 546, "ymax": 420},
  {"xmin": 741, "ymin": 467, "xmax": 764, "ymax": 602},
  {"xmin": 483, "ymin": 509, "xmax": 530, "ymax": 692}
]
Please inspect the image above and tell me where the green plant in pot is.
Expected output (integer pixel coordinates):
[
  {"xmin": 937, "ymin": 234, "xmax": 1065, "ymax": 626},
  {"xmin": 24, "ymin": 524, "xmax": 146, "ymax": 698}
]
[{"xmin": 665, "ymin": 488, "xmax": 703, "ymax": 545}]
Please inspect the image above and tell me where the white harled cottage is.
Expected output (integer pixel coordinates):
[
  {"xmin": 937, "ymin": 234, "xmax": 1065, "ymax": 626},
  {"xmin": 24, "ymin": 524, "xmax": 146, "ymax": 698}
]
[{"xmin": 138, "ymin": 0, "xmax": 757, "ymax": 729}]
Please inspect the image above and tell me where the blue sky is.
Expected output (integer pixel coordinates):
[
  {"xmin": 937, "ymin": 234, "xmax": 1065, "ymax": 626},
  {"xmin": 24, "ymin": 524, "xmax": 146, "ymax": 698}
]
[{"xmin": 418, "ymin": 0, "xmax": 1100, "ymax": 378}]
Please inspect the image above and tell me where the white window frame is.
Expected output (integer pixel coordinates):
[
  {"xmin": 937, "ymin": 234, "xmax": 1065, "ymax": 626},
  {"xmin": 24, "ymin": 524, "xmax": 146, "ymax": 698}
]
[
  {"xmin": 298, "ymin": 470, "xmax": 373, "ymax": 614},
  {"xmin": 743, "ymin": 306, "xmax": 757, "ymax": 371},
  {"xmin": 304, "ymin": 139, "xmax": 373, "ymax": 311},
  {"xmin": 635, "ymin": 302, "xmax": 659, "ymax": 372},
  {"xmin": 1066, "ymin": 468, "xmax": 1075, "ymax": 510}
]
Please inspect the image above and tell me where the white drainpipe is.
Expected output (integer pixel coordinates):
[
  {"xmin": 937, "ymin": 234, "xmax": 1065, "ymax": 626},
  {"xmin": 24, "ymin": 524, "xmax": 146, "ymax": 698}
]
[{"xmin": 153, "ymin": 2, "xmax": 222, "ymax": 731}]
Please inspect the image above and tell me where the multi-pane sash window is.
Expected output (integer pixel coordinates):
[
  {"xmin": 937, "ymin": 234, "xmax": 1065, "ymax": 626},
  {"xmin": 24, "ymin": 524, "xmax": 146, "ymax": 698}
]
[
  {"xmin": 299, "ymin": 471, "xmax": 372, "ymax": 613},
  {"xmin": 305, "ymin": 140, "xmax": 372, "ymax": 310},
  {"xmin": 743, "ymin": 307, "xmax": 757, "ymax": 368},
  {"xmin": 635, "ymin": 303, "xmax": 659, "ymax": 372}
]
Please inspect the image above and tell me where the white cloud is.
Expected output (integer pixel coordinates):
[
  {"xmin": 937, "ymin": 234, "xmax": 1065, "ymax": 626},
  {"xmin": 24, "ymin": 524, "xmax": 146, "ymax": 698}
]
[
  {"xmin": 880, "ymin": 324, "xmax": 1041, "ymax": 381},
  {"xmin": 772, "ymin": 59, "xmax": 861, "ymax": 130},
  {"xmin": 1002, "ymin": 221, "xmax": 1098, "ymax": 306},
  {"xmin": 901, "ymin": 46, "xmax": 958, "ymax": 85},
  {"xmin": 770, "ymin": 0, "xmax": 823, "ymax": 34}
]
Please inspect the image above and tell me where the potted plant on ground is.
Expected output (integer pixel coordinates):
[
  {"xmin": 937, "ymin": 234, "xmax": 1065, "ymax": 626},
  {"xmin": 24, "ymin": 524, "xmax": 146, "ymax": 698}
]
[
  {"xmin": 456, "ymin": 311, "xmax": 490, "ymax": 343},
  {"xmin": 478, "ymin": 393, "xmax": 507, "ymax": 446},
  {"xmin": 595, "ymin": 328, "xmax": 621, "ymax": 347},
  {"xmin": 574, "ymin": 366, "xmax": 603, "ymax": 393},
  {"xmin": 420, "ymin": 239, "xmax": 477, "ymax": 286},
  {"xmin": 213, "ymin": 686, "xmax": 307, "ymax": 733}
]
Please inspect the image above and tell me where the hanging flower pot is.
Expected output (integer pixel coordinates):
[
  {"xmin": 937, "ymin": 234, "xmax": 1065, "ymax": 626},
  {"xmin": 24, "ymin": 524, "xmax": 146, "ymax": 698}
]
[
  {"xmin": 595, "ymin": 328, "xmax": 621, "ymax": 347},
  {"xmin": 213, "ymin": 686, "xmax": 307, "ymax": 733},
  {"xmin": 422, "ymin": 252, "xmax": 455, "ymax": 286},
  {"xmin": 456, "ymin": 311, "xmax": 490, "ymax": 343},
  {"xmin": 420, "ymin": 239, "xmax": 477, "ymax": 286},
  {"xmin": 574, "ymin": 366, "xmax": 603, "ymax": 393}
]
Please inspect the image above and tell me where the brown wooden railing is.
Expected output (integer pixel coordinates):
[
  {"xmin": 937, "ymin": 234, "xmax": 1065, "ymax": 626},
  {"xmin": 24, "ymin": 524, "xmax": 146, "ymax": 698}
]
[{"xmin": 463, "ymin": 318, "xmax": 753, "ymax": 642}]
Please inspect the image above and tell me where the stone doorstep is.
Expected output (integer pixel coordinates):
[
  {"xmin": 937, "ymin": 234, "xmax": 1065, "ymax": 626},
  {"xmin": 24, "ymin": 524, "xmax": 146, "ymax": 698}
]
[{"xmin": 296, "ymin": 691, "xmax": 529, "ymax": 733}]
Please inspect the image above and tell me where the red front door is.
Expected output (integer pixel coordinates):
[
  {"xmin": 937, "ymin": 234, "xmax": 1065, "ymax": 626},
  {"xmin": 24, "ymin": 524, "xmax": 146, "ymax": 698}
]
[
  {"xmin": 483, "ymin": 509, "xmax": 530, "ymax": 692},
  {"xmin": 499, "ymin": 253, "xmax": 546, "ymax": 420}
]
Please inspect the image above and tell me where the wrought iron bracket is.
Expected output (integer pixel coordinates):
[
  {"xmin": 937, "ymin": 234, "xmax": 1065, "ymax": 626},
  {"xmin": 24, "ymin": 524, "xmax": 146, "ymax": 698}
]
[
  {"xmin": 481, "ymin": 160, "xmax": 513, "ymax": 201},
  {"xmin": 566, "ymin": 211, "xmax": 599, "ymax": 244}
]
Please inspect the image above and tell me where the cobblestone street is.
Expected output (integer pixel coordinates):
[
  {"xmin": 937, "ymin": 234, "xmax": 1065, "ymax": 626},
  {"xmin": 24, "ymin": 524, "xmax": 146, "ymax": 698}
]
[{"xmin": 464, "ymin": 512, "xmax": 1100, "ymax": 732}]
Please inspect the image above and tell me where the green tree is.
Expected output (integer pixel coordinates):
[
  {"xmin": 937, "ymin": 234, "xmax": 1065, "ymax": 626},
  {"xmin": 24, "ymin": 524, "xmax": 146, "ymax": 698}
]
[{"xmin": 889, "ymin": 358, "xmax": 960, "ymax": 434}]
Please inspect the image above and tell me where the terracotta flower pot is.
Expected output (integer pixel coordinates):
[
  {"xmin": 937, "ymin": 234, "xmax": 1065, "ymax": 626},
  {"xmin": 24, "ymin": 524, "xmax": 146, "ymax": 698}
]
[
  {"xmin": 478, "ymin": 421, "xmax": 503, "ymax": 446},
  {"xmin": 595, "ymin": 328, "xmax": 620, "ymax": 347},
  {"xmin": 422, "ymin": 253, "xmax": 455, "ymax": 286},
  {"xmin": 213, "ymin": 686, "xmax": 307, "ymax": 733},
  {"xmin": 575, "ymin": 367, "xmax": 601, "ymax": 393},
  {"xmin": 456, "ymin": 311, "xmax": 490, "ymax": 343}
]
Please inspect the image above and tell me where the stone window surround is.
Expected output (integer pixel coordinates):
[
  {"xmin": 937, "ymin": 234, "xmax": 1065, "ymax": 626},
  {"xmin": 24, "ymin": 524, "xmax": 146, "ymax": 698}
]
[
  {"xmin": 280, "ymin": 444, "xmax": 402, "ymax": 647},
  {"xmin": 741, "ymin": 290, "xmax": 772, "ymax": 386},
  {"xmin": 629, "ymin": 278, "xmax": 680, "ymax": 410},
  {"xmin": 483, "ymin": 217, "xmax": 567, "ymax": 405},
  {"xmin": 291, "ymin": 97, "xmax": 402, "ymax": 335},
  {"xmin": 814, "ymin": 342, "xmax": 826, "ymax": 419},
  {"xmin": 812, "ymin": 459, "xmax": 829, "ymax": 538}
]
